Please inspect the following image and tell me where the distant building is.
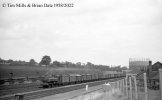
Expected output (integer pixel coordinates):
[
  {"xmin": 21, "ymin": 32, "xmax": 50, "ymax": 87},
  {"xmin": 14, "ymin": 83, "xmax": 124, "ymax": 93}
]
[
  {"xmin": 136, "ymin": 61, "xmax": 162, "ymax": 90},
  {"xmin": 147, "ymin": 61, "xmax": 162, "ymax": 90},
  {"xmin": 129, "ymin": 58, "xmax": 151, "ymax": 74}
]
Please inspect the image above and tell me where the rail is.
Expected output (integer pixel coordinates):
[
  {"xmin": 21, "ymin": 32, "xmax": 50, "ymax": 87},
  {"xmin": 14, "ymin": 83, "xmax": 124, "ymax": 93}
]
[
  {"xmin": 0, "ymin": 77, "xmax": 124, "ymax": 100},
  {"xmin": 64, "ymin": 79, "xmax": 126, "ymax": 100}
]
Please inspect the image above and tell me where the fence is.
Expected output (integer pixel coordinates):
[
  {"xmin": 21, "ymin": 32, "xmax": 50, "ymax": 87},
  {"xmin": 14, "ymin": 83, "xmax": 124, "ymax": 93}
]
[
  {"xmin": 64, "ymin": 79, "xmax": 127, "ymax": 100},
  {"xmin": 126, "ymin": 69, "xmax": 162, "ymax": 100},
  {"xmin": 136, "ymin": 72, "xmax": 161, "ymax": 100},
  {"xmin": 65, "ymin": 69, "xmax": 162, "ymax": 100}
]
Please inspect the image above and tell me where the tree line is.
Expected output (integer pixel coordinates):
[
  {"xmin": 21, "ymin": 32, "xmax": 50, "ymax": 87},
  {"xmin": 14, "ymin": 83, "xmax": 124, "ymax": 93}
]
[{"xmin": 0, "ymin": 55, "xmax": 127, "ymax": 71}]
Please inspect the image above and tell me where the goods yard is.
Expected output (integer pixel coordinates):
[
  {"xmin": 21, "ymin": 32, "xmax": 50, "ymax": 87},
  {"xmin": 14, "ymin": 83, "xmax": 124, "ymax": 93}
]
[{"xmin": 0, "ymin": 76, "xmax": 123, "ymax": 100}]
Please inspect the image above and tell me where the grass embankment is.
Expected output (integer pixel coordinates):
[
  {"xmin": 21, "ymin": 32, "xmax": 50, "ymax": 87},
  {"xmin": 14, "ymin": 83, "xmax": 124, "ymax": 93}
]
[{"xmin": 0, "ymin": 65, "xmax": 102, "ymax": 79}]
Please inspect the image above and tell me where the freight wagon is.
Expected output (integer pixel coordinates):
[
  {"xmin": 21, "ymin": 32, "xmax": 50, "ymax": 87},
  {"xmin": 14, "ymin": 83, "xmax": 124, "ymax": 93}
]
[{"xmin": 41, "ymin": 72, "xmax": 125, "ymax": 88}]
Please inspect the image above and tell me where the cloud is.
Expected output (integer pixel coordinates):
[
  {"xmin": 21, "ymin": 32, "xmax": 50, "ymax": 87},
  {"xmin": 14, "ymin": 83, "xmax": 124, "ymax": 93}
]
[{"xmin": 0, "ymin": 0, "xmax": 162, "ymax": 65}]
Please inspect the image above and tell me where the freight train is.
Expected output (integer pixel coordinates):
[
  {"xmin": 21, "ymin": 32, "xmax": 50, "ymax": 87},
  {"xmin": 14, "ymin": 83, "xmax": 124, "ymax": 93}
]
[{"xmin": 41, "ymin": 72, "xmax": 125, "ymax": 88}]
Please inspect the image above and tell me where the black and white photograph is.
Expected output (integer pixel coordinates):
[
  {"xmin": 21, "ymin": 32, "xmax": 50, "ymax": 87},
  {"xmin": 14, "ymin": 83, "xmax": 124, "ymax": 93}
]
[{"xmin": 0, "ymin": 0, "xmax": 162, "ymax": 100}]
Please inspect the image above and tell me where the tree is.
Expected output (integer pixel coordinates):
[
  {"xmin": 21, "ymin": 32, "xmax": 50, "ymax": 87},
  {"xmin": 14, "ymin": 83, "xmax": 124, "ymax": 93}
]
[
  {"xmin": 7, "ymin": 59, "xmax": 13, "ymax": 64},
  {"xmin": 63, "ymin": 61, "xmax": 72, "ymax": 67},
  {"xmin": 29, "ymin": 59, "xmax": 36, "ymax": 65},
  {"xmin": 76, "ymin": 62, "xmax": 82, "ymax": 67},
  {"xmin": 53, "ymin": 61, "xmax": 62, "ymax": 67},
  {"xmin": 86, "ymin": 62, "xmax": 94, "ymax": 67},
  {"xmin": 0, "ymin": 58, "xmax": 5, "ymax": 64},
  {"xmin": 40, "ymin": 55, "xmax": 51, "ymax": 66}
]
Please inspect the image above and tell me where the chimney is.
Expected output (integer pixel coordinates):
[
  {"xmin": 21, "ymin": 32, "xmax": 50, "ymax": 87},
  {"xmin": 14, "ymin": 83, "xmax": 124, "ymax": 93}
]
[
  {"xmin": 148, "ymin": 61, "xmax": 152, "ymax": 77},
  {"xmin": 149, "ymin": 61, "xmax": 152, "ymax": 66}
]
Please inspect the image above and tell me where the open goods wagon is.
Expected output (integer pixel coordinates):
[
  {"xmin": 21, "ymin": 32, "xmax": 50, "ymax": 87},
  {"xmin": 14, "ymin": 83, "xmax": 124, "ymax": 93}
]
[{"xmin": 41, "ymin": 72, "xmax": 125, "ymax": 88}]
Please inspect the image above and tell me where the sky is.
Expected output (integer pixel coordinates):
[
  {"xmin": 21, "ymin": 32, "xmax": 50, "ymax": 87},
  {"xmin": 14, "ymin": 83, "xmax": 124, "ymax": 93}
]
[{"xmin": 0, "ymin": 0, "xmax": 162, "ymax": 66}]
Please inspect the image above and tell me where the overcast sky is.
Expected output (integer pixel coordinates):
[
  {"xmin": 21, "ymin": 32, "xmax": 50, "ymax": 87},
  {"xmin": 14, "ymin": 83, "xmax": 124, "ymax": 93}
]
[{"xmin": 0, "ymin": 0, "xmax": 162, "ymax": 66}]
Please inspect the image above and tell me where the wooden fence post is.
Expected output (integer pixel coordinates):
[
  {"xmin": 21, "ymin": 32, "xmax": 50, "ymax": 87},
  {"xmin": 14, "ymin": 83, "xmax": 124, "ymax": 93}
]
[
  {"xmin": 125, "ymin": 76, "xmax": 128, "ymax": 97},
  {"xmin": 159, "ymin": 69, "xmax": 162, "ymax": 100},
  {"xmin": 122, "ymin": 79, "xmax": 125, "ymax": 94},
  {"xmin": 144, "ymin": 73, "xmax": 148, "ymax": 100},
  {"xmin": 129, "ymin": 76, "xmax": 133, "ymax": 100},
  {"xmin": 133, "ymin": 75, "xmax": 138, "ymax": 100},
  {"xmin": 86, "ymin": 85, "xmax": 88, "ymax": 91}
]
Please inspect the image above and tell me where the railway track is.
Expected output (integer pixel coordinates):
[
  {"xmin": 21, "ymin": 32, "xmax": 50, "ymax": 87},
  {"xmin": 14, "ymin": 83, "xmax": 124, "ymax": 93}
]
[
  {"xmin": 0, "ymin": 86, "xmax": 42, "ymax": 97},
  {"xmin": 0, "ymin": 83, "xmax": 41, "ymax": 96},
  {"xmin": 0, "ymin": 82, "xmax": 40, "ymax": 90},
  {"xmin": 0, "ymin": 77, "xmax": 124, "ymax": 100}
]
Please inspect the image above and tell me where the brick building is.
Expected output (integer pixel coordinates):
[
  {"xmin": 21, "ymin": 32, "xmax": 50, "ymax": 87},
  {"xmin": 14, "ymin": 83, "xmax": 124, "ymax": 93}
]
[{"xmin": 147, "ymin": 61, "xmax": 162, "ymax": 89}]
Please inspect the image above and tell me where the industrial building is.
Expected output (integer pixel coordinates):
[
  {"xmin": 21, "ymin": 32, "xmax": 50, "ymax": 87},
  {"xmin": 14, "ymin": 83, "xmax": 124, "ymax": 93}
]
[{"xmin": 129, "ymin": 58, "xmax": 150, "ymax": 74}]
